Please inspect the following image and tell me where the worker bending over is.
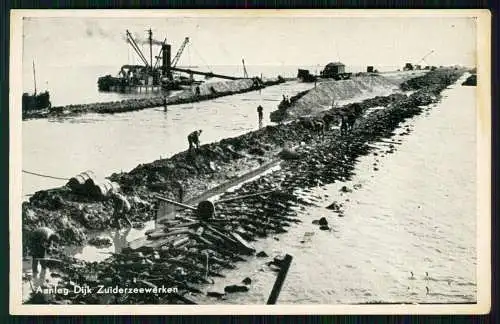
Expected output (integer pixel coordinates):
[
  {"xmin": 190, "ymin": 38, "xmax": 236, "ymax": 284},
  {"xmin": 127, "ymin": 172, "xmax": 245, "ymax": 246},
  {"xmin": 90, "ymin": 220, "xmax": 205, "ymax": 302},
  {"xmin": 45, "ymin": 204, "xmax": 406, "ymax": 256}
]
[
  {"xmin": 28, "ymin": 227, "xmax": 59, "ymax": 274},
  {"xmin": 188, "ymin": 129, "xmax": 203, "ymax": 152},
  {"xmin": 257, "ymin": 105, "xmax": 264, "ymax": 126},
  {"xmin": 110, "ymin": 191, "xmax": 133, "ymax": 229}
]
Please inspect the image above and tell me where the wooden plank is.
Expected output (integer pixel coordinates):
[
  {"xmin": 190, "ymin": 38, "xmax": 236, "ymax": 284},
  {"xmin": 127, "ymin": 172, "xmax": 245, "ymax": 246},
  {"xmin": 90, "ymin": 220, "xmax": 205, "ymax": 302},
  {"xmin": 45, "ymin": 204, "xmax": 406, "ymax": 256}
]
[{"xmin": 266, "ymin": 254, "xmax": 293, "ymax": 304}]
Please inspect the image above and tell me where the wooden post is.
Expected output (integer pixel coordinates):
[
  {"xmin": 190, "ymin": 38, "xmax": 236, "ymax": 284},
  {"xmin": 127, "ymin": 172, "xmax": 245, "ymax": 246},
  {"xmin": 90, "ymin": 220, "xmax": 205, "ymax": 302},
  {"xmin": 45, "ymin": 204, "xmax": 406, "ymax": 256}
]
[
  {"xmin": 266, "ymin": 254, "xmax": 293, "ymax": 304},
  {"xmin": 32, "ymin": 60, "xmax": 37, "ymax": 95}
]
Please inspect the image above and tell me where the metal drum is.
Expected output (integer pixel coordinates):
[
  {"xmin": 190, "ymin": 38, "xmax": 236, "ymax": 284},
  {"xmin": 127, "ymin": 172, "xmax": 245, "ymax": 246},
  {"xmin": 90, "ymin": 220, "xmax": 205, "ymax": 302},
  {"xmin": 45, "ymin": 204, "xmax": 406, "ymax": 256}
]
[
  {"xmin": 66, "ymin": 170, "xmax": 96, "ymax": 192},
  {"xmin": 94, "ymin": 180, "xmax": 121, "ymax": 198},
  {"xmin": 196, "ymin": 200, "xmax": 216, "ymax": 220}
]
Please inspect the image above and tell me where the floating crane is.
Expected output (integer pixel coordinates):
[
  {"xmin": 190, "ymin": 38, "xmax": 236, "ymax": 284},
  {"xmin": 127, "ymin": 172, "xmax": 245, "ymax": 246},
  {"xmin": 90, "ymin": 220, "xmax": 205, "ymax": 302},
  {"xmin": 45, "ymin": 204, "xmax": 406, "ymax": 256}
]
[{"xmin": 98, "ymin": 29, "xmax": 246, "ymax": 92}]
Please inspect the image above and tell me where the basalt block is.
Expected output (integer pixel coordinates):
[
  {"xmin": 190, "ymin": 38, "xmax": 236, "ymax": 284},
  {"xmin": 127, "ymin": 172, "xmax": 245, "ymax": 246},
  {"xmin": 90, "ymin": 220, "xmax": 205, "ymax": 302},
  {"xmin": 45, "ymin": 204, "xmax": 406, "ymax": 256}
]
[
  {"xmin": 318, "ymin": 217, "xmax": 328, "ymax": 226},
  {"xmin": 256, "ymin": 251, "xmax": 268, "ymax": 258},
  {"xmin": 224, "ymin": 284, "xmax": 249, "ymax": 293}
]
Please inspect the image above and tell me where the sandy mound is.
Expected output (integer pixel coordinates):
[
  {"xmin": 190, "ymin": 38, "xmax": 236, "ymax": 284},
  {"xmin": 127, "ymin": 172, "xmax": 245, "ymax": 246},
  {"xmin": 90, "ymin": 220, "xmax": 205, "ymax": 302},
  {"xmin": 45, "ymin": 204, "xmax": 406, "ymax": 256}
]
[{"xmin": 285, "ymin": 75, "xmax": 400, "ymax": 118}]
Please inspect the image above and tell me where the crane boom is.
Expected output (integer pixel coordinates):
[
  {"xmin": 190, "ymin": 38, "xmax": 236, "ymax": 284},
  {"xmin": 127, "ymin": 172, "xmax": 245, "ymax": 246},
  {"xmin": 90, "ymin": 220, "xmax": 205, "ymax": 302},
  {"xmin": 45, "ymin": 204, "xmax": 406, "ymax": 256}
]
[
  {"xmin": 417, "ymin": 50, "xmax": 435, "ymax": 65},
  {"xmin": 126, "ymin": 30, "xmax": 150, "ymax": 67},
  {"xmin": 153, "ymin": 38, "xmax": 168, "ymax": 69},
  {"xmin": 171, "ymin": 37, "xmax": 190, "ymax": 68}
]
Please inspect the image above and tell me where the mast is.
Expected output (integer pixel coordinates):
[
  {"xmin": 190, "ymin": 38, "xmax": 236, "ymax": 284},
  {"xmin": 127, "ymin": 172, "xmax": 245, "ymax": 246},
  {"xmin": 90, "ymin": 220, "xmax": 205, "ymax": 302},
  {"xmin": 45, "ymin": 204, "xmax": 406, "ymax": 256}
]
[
  {"xmin": 148, "ymin": 28, "xmax": 153, "ymax": 73},
  {"xmin": 242, "ymin": 58, "xmax": 249, "ymax": 78},
  {"xmin": 32, "ymin": 60, "xmax": 37, "ymax": 95}
]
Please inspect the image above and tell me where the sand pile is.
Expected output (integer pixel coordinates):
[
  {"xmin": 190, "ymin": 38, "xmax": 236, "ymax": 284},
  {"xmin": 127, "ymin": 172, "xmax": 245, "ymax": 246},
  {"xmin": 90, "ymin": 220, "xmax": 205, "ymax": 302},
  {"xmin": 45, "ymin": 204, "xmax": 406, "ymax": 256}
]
[
  {"xmin": 293, "ymin": 75, "xmax": 397, "ymax": 109},
  {"xmin": 271, "ymin": 74, "xmax": 402, "ymax": 121}
]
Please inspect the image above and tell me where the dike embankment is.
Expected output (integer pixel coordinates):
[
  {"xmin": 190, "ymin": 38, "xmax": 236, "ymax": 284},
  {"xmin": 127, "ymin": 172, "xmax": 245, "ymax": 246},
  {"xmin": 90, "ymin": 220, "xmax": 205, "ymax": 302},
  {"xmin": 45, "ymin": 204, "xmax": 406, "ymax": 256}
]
[
  {"xmin": 270, "ymin": 72, "xmax": 426, "ymax": 122},
  {"xmin": 23, "ymin": 68, "xmax": 464, "ymax": 304},
  {"xmin": 22, "ymin": 77, "xmax": 285, "ymax": 120}
]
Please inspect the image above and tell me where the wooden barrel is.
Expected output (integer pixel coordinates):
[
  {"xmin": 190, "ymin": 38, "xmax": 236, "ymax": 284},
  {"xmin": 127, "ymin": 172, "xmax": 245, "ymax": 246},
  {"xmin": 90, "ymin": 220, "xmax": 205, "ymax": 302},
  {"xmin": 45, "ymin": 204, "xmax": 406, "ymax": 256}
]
[
  {"xmin": 66, "ymin": 170, "xmax": 96, "ymax": 192},
  {"xmin": 94, "ymin": 180, "xmax": 121, "ymax": 198}
]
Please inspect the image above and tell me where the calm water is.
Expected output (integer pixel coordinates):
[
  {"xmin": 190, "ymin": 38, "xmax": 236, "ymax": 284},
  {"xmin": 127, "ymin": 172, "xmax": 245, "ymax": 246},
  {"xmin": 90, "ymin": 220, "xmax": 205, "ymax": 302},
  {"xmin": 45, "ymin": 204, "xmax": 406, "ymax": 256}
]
[{"xmin": 22, "ymin": 80, "xmax": 314, "ymax": 197}]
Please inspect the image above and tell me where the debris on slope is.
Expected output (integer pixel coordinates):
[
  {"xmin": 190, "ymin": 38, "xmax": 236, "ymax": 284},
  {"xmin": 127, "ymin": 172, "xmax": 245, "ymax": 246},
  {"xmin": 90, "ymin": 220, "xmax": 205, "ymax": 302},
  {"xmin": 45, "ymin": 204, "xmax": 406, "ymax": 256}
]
[{"xmin": 23, "ymin": 68, "xmax": 464, "ymax": 305}]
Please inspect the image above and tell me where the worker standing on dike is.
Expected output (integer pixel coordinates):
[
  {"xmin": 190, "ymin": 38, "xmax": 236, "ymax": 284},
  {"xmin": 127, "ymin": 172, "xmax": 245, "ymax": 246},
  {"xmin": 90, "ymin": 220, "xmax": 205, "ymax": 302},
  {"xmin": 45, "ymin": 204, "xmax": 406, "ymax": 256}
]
[
  {"xmin": 188, "ymin": 129, "xmax": 203, "ymax": 152},
  {"xmin": 257, "ymin": 105, "xmax": 264, "ymax": 127},
  {"xmin": 28, "ymin": 227, "xmax": 59, "ymax": 274}
]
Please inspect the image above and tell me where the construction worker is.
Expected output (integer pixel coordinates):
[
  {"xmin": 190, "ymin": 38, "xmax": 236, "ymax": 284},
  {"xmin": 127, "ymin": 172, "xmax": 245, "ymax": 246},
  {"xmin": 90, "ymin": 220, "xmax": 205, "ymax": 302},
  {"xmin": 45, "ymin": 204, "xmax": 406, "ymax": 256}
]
[
  {"xmin": 173, "ymin": 180, "xmax": 184, "ymax": 203},
  {"xmin": 188, "ymin": 129, "xmax": 202, "ymax": 152},
  {"xmin": 28, "ymin": 227, "xmax": 59, "ymax": 274},
  {"xmin": 110, "ymin": 191, "xmax": 133, "ymax": 229},
  {"xmin": 340, "ymin": 114, "xmax": 349, "ymax": 136},
  {"xmin": 257, "ymin": 105, "xmax": 264, "ymax": 125}
]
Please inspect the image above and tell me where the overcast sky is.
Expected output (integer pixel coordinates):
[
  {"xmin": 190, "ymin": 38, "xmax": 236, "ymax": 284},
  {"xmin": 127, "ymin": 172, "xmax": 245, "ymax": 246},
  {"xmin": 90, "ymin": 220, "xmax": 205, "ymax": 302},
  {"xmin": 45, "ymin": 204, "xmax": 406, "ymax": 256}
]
[{"xmin": 22, "ymin": 13, "xmax": 477, "ymax": 69}]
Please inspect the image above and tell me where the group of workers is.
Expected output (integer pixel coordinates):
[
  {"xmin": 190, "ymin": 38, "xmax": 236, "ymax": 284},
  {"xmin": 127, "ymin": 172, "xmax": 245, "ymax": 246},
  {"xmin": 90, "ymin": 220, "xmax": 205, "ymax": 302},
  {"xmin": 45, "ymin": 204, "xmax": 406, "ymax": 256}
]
[
  {"xmin": 29, "ymin": 94, "xmax": 358, "ymax": 275},
  {"xmin": 186, "ymin": 104, "xmax": 265, "ymax": 153}
]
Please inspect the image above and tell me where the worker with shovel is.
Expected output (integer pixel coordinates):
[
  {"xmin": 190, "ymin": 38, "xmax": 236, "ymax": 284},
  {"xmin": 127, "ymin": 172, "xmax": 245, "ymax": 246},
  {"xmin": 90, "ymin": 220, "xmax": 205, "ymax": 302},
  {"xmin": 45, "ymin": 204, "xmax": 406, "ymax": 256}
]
[
  {"xmin": 188, "ymin": 129, "xmax": 202, "ymax": 152},
  {"xmin": 110, "ymin": 191, "xmax": 133, "ymax": 229},
  {"xmin": 28, "ymin": 227, "xmax": 59, "ymax": 274},
  {"xmin": 257, "ymin": 105, "xmax": 264, "ymax": 127}
]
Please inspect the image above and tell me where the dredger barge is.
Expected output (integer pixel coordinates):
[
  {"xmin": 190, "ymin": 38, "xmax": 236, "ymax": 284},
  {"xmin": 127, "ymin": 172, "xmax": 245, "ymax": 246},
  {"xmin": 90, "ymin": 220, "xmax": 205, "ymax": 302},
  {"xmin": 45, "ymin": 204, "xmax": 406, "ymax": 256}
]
[
  {"xmin": 97, "ymin": 29, "xmax": 258, "ymax": 93},
  {"xmin": 22, "ymin": 29, "xmax": 286, "ymax": 120}
]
